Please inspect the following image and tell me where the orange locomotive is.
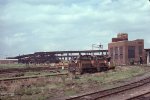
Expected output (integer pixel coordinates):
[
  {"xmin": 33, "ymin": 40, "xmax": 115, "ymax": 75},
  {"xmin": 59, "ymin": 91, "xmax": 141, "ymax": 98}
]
[{"xmin": 68, "ymin": 55, "xmax": 114, "ymax": 74}]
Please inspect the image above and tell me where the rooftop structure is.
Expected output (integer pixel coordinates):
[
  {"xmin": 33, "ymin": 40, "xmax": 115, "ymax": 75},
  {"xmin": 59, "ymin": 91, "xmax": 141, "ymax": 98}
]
[{"xmin": 112, "ymin": 33, "xmax": 128, "ymax": 42}]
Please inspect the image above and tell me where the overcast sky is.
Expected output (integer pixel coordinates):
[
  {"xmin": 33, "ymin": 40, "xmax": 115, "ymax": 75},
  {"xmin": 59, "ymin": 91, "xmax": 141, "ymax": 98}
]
[{"xmin": 0, "ymin": 0, "xmax": 150, "ymax": 58}]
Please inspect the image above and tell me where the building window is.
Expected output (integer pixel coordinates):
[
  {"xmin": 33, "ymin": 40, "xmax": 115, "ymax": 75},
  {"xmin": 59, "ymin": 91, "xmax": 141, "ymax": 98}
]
[
  {"xmin": 128, "ymin": 46, "xmax": 135, "ymax": 59},
  {"xmin": 110, "ymin": 48, "xmax": 113, "ymax": 59},
  {"xmin": 119, "ymin": 46, "xmax": 123, "ymax": 59},
  {"xmin": 115, "ymin": 47, "xmax": 118, "ymax": 59},
  {"xmin": 139, "ymin": 46, "xmax": 143, "ymax": 56}
]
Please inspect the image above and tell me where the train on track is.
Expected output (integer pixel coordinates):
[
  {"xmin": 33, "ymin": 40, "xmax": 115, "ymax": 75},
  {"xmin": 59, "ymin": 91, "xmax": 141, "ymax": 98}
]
[{"xmin": 68, "ymin": 55, "xmax": 115, "ymax": 74}]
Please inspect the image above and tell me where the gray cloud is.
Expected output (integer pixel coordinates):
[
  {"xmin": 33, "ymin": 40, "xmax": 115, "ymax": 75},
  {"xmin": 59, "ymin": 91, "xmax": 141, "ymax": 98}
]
[{"xmin": 0, "ymin": 0, "xmax": 150, "ymax": 58}]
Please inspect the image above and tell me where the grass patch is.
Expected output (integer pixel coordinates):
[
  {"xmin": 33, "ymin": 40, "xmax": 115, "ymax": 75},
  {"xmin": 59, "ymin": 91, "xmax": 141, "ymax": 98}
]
[
  {"xmin": 77, "ymin": 66, "xmax": 145, "ymax": 85},
  {"xmin": 0, "ymin": 64, "xmax": 26, "ymax": 69},
  {"xmin": 64, "ymin": 89, "xmax": 77, "ymax": 96}
]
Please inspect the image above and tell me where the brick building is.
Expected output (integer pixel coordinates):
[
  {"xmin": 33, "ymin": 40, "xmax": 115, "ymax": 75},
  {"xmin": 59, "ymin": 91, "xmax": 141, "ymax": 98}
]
[{"xmin": 108, "ymin": 33, "xmax": 145, "ymax": 65}]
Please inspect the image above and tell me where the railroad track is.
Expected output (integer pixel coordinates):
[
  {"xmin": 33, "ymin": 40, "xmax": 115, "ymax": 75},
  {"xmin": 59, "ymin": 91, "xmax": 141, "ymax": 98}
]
[
  {"xmin": 66, "ymin": 76, "xmax": 150, "ymax": 100},
  {"xmin": 127, "ymin": 91, "xmax": 150, "ymax": 100},
  {"xmin": 0, "ymin": 73, "xmax": 68, "ymax": 82},
  {"xmin": 0, "ymin": 67, "xmax": 67, "ymax": 74}
]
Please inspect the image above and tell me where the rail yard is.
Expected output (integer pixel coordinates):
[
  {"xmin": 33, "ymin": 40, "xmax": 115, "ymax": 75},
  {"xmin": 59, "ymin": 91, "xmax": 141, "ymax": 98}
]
[
  {"xmin": 1, "ymin": 34, "xmax": 150, "ymax": 100},
  {"xmin": 0, "ymin": 64, "xmax": 150, "ymax": 100},
  {"xmin": 1, "ymin": 0, "xmax": 150, "ymax": 99}
]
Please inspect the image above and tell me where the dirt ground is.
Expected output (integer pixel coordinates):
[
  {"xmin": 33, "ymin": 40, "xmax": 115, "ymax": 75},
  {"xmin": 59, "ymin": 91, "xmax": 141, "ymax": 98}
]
[{"xmin": 0, "ymin": 65, "xmax": 150, "ymax": 100}]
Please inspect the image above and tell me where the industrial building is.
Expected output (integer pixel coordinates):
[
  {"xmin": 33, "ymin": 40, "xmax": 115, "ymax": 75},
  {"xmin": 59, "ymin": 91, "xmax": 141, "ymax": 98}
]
[
  {"xmin": 108, "ymin": 33, "xmax": 145, "ymax": 65},
  {"xmin": 0, "ymin": 59, "xmax": 18, "ymax": 64}
]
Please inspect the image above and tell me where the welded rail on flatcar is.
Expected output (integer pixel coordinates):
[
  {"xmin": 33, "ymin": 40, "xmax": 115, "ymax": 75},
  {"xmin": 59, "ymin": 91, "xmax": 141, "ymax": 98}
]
[
  {"xmin": 0, "ymin": 66, "xmax": 68, "ymax": 74},
  {"xmin": 0, "ymin": 73, "xmax": 68, "ymax": 82}
]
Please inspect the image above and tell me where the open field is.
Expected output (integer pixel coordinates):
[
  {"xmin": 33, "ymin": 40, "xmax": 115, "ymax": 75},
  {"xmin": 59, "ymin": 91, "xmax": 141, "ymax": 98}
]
[{"xmin": 0, "ymin": 65, "xmax": 150, "ymax": 100}]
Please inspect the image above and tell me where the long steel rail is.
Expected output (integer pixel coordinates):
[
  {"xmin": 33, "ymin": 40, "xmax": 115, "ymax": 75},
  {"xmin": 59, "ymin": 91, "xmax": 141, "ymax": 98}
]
[
  {"xmin": 127, "ymin": 91, "xmax": 150, "ymax": 100},
  {"xmin": 66, "ymin": 76, "xmax": 150, "ymax": 100},
  {"xmin": 0, "ymin": 73, "xmax": 68, "ymax": 82}
]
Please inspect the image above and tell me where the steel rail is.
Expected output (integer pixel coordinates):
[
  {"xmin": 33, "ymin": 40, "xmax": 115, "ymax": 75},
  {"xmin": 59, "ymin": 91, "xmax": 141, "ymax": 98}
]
[
  {"xmin": 0, "ymin": 73, "xmax": 68, "ymax": 82},
  {"xmin": 126, "ymin": 91, "xmax": 150, "ymax": 100},
  {"xmin": 66, "ymin": 76, "xmax": 150, "ymax": 100}
]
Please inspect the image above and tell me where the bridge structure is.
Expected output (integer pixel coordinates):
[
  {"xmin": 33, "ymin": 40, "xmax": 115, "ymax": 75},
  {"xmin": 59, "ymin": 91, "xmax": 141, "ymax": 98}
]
[
  {"xmin": 7, "ymin": 50, "xmax": 108, "ymax": 63},
  {"xmin": 57, "ymin": 49, "xmax": 108, "ymax": 60}
]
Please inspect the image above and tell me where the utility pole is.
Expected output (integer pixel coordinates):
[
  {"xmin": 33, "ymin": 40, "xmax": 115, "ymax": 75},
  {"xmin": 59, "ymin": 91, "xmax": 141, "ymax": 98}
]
[{"xmin": 92, "ymin": 43, "xmax": 103, "ymax": 55}]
